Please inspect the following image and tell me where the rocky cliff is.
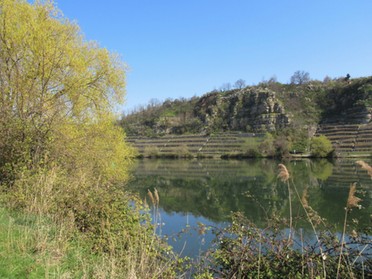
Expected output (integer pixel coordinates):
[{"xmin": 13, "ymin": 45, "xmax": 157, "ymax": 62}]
[
  {"xmin": 194, "ymin": 88, "xmax": 290, "ymax": 132},
  {"xmin": 121, "ymin": 76, "xmax": 372, "ymax": 137}
]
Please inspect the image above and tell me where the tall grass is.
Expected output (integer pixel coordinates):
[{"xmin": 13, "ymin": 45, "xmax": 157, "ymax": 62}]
[
  {"xmin": 0, "ymin": 166, "xmax": 182, "ymax": 278},
  {"xmin": 1, "ymin": 159, "xmax": 370, "ymax": 278},
  {"xmin": 196, "ymin": 162, "xmax": 371, "ymax": 278}
]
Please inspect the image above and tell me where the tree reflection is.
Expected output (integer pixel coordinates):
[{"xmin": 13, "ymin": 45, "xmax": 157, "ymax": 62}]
[{"xmin": 127, "ymin": 158, "xmax": 371, "ymax": 230}]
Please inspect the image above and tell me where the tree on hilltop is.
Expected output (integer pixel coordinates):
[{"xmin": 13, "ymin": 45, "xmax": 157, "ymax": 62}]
[
  {"xmin": 234, "ymin": 79, "xmax": 246, "ymax": 89},
  {"xmin": 290, "ymin": 70, "xmax": 311, "ymax": 85}
]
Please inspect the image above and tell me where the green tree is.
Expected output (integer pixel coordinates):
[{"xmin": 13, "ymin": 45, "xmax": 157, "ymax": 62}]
[
  {"xmin": 310, "ymin": 135, "xmax": 333, "ymax": 158},
  {"xmin": 0, "ymin": 0, "xmax": 132, "ymax": 182},
  {"xmin": 259, "ymin": 133, "xmax": 275, "ymax": 157}
]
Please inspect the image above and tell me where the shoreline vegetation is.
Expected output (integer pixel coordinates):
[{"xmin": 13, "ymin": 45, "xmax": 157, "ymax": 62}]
[
  {"xmin": 128, "ymin": 133, "xmax": 362, "ymax": 160},
  {"xmin": 0, "ymin": 1, "xmax": 179, "ymax": 277},
  {"xmin": 1, "ymin": 160, "xmax": 371, "ymax": 278},
  {"xmin": 0, "ymin": 1, "xmax": 371, "ymax": 278}
]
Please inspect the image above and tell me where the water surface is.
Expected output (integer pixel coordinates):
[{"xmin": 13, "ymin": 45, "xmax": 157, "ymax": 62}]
[{"xmin": 127, "ymin": 158, "xmax": 372, "ymax": 257}]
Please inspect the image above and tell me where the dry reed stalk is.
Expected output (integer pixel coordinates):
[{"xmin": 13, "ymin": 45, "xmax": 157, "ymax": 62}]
[
  {"xmin": 278, "ymin": 164, "xmax": 292, "ymax": 244},
  {"xmin": 154, "ymin": 188, "xmax": 159, "ymax": 206},
  {"xmin": 337, "ymin": 182, "xmax": 362, "ymax": 278},
  {"xmin": 301, "ymin": 187, "xmax": 323, "ymax": 225},
  {"xmin": 301, "ymin": 188, "xmax": 310, "ymax": 209},
  {"xmin": 147, "ymin": 189, "xmax": 155, "ymax": 206},
  {"xmin": 277, "ymin": 164, "xmax": 290, "ymax": 182},
  {"xmin": 293, "ymin": 184, "xmax": 326, "ymax": 278},
  {"xmin": 347, "ymin": 183, "xmax": 362, "ymax": 210},
  {"xmin": 143, "ymin": 197, "xmax": 148, "ymax": 209},
  {"xmin": 356, "ymin": 160, "xmax": 372, "ymax": 178}
]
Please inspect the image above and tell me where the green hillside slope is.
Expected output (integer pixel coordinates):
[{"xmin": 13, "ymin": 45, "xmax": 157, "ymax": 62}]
[{"xmin": 121, "ymin": 76, "xmax": 372, "ymax": 158}]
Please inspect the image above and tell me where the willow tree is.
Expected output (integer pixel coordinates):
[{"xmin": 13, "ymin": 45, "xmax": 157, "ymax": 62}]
[{"xmin": 0, "ymin": 0, "xmax": 132, "ymax": 182}]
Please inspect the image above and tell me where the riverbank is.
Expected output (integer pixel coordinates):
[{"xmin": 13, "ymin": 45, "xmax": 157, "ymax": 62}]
[{"xmin": 127, "ymin": 127, "xmax": 372, "ymax": 159}]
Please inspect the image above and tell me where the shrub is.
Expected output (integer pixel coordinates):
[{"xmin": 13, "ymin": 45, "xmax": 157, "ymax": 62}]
[
  {"xmin": 197, "ymin": 163, "xmax": 371, "ymax": 278},
  {"xmin": 290, "ymin": 137, "xmax": 309, "ymax": 154},
  {"xmin": 2, "ymin": 164, "xmax": 182, "ymax": 278},
  {"xmin": 0, "ymin": 1, "xmax": 181, "ymax": 277},
  {"xmin": 310, "ymin": 135, "xmax": 334, "ymax": 157},
  {"xmin": 144, "ymin": 146, "xmax": 160, "ymax": 158},
  {"xmin": 259, "ymin": 133, "xmax": 275, "ymax": 157},
  {"xmin": 175, "ymin": 145, "xmax": 192, "ymax": 158}
]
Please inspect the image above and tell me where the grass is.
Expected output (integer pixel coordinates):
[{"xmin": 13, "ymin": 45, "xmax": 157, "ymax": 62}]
[
  {"xmin": 0, "ymin": 207, "xmax": 114, "ymax": 278},
  {"xmin": 0, "ymin": 165, "xmax": 182, "ymax": 278},
  {"xmin": 0, "ymin": 208, "xmax": 44, "ymax": 278},
  {"xmin": 1, "ymin": 158, "xmax": 370, "ymax": 278}
]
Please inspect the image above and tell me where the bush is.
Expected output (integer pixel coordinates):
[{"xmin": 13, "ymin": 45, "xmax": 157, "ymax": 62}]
[
  {"xmin": 0, "ymin": 1, "xmax": 181, "ymax": 277},
  {"xmin": 175, "ymin": 145, "xmax": 192, "ymax": 158},
  {"xmin": 259, "ymin": 133, "xmax": 275, "ymax": 157},
  {"xmin": 310, "ymin": 135, "xmax": 334, "ymax": 157},
  {"xmin": 144, "ymin": 146, "xmax": 160, "ymax": 158},
  {"xmin": 200, "ymin": 212, "xmax": 370, "ymax": 279},
  {"xmin": 290, "ymin": 137, "xmax": 309, "ymax": 154},
  {"xmin": 1, "ymin": 166, "xmax": 181, "ymax": 278},
  {"xmin": 197, "ymin": 163, "xmax": 371, "ymax": 278}
]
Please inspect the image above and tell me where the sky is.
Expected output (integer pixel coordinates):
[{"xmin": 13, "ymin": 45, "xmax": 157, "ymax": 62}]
[{"xmin": 52, "ymin": 0, "xmax": 372, "ymax": 114}]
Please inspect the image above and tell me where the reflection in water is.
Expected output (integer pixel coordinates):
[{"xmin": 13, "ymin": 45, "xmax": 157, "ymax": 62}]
[{"xmin": 127, "ymin": 158, "xmax": 372, "ymax": 257}]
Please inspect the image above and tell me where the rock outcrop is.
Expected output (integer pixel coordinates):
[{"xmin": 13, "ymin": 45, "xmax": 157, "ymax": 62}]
[
  {"xmin": 194, "ymin": 88, "xmax": 290, "ymax": 133},
  {"xmin": 121, "ymin": 76, "xmax": 372, "ymax": 137}
]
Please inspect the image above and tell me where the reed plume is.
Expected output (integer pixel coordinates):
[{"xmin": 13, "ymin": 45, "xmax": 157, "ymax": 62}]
[
  {"xmin": 356, "ymin": 160, "xmax": 372, "ymax": 179},
  {"xmin": 147, "ymin": 189, "xmax": 155, "ymax": 206},
  {"xmin": 278, "ymin": 164, "xmax": 292, "ymax": 243},
  {"xmin": 346, "ymin": 182, "xmax": 362, "ymax": 210},
  {"xmin": 154, "ymin": 188, "xmax": 159, "ymax": 205},
  {"xmin": 277, "ymin": 164, "xmax": 290, "ymax": 182},
  {"xmin": 337, "ymin": 182, "xmax": 362, "ymax": 278}
]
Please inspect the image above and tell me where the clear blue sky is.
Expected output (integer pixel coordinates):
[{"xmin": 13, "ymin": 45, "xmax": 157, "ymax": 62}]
[{"xmin": 53, "ymin": 0, "xmax": 372, "ymax": 113}]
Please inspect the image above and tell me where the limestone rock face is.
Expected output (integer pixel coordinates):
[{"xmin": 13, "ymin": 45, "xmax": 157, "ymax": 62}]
[{"xmin": 195, "ymin": 88, "xmax": 290, "ymax": 132}]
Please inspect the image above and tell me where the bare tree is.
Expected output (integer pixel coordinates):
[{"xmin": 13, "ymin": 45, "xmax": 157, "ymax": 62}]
[
  {"xmin": 234, "ymin": 79, "xmax": 246, "ymax": 89},
  {"xmin": 290, "ymin": 71, "xmax": 310, "ymax": 85}
]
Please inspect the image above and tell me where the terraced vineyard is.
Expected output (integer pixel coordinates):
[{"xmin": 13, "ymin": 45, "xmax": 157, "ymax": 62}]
[
  {"xmin": 127, "ymin": 122, "xmax": 372, "ymax": 158},
  {"xmin": 126, "ymin": 132, "xmax": 263, "ymax": 158},
  {"xmin": 316, "ymin": 122, "xmax": 372, "ymax": 157}
]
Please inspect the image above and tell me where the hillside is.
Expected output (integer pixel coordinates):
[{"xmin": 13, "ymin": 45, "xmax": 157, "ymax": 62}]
[{"xmin": 120, "ymin": 76, "xmax": 372, "ymax": 157}]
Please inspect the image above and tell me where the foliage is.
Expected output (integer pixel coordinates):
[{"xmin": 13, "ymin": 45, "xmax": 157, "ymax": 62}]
[
  {"xmin": 0, "ymin": 1, "xmax": 182, "ymax": 278},
  {"xmin": 0, "ymin": 0, "xmax": 130, "ymax": 183},
  {"xmin": 319, "ymin": 77, "xmax": 372, "ymax": 119},
  {"xmin": 200, "ymin": 212, "xmax": 370, "ymax": 279},
  {"xmin": 310, "ymin": 135, "xmax": 334, "ymax": 158},
  {"xmin": 290, "ymin": 138, "xmax": 309, "ymax": 154},
  {"xmin": 1, "ymin": 168, "xmax": 181, "ymax": 278},
  {"xmin": 121, "ymin": 73, "xmax": 372, "ymax": 141},
  {"xmin": 259, "ymin": 133, "xmax": 276, "ymax": 157},
  {"xmin": 144, "ymin": 146, "xmax": 161, "ymax": 158},
  {"xmin": 0, "ymin": 206, "xmax": 139, "ymax": 278},
  {"xmin": 274, "ymin": 134, "xmax": 291, "ymax": 157},
  {"xmin": 196, "ymin": 163, "xmax": 371, "ymax": 278}
]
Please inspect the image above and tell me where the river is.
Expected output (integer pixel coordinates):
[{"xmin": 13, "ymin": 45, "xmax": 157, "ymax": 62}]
[{"xmin": 127, "ymin": 158, "xmax": 372, "ymax": 258}]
